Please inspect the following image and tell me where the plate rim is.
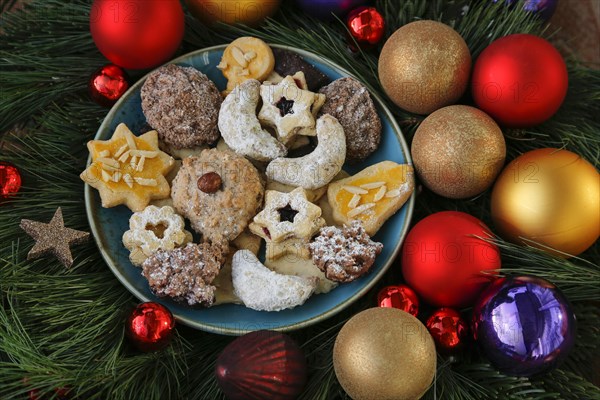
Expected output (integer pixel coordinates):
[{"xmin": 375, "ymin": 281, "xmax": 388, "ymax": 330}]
[{"xmin": 85, "ymin": 43, "xmax": 415, "ymax": 335}]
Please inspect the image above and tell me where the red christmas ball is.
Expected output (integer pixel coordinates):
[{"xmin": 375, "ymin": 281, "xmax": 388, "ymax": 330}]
[
  {"xmin": 471, "ymin": 33, "xmax": 568, "ymax": 127},
  {"xmin": 401, "ymin": 211, "xmax": 501, "ymax": 308},
  {"xmin": 346, "ymin": 6, "xmax": 385, "ymax": 48},
  {"xmin": 377, "ymin": 284, "xmax": 419, "ymax": 317},
  {"xmin": 216, "ymin": 330, "xmax": 307, "ymax": 400},
  {"xmin": 426, "ymin": 308, "xmax": 468, "ymax": 352},
  {"xmin": 0, "ymin": 162, "xmax": 22, "ymax": 201},
  {"xmin": 126, "ymin": 302, "xmax": 175, "ymax": 352},
  {"xmin": 90, "ymin": 0, "xmax": 185, "ymax": 70},
  {"xmin": 89, "ymin": 64, "xmax": 130, "ymax": 107}
]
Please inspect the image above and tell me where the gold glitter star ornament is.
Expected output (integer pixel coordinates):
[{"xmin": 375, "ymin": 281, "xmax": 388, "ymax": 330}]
[
  {"xmin": 20, "ymin": 207, "xmax": 90, "ymax": 268},
  {"xmin": 80, "ymin": 123, "xmax": 175, "ymax": 212}
]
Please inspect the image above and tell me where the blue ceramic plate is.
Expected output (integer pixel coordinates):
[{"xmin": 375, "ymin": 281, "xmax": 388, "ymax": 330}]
[{"xmin": 85, "ymin": 44, "xmax": 414, "ymax": 335}]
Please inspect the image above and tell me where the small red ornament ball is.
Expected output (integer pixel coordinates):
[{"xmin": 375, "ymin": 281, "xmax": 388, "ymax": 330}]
[
  {"xmin": 0, "ymin": 162, "xmax": 22, "ymax": 200},
  {"xmin": 377, "ymin": 284, "xmax": 419, "ymax": 317},
  {"xmin": 90, "ymin": 0, "xmax": 185, "ymax": 70},
  {"xmin": 89, "ymin": 64, "xmax": 130, "ymax": 107},
  {"xmin": 216, "ymin": 330, "xmax": 307, "ymax": 400},
  {"xmin": 126, "ymin": 302, "xmax": 175, "ymax": 352},
  {"xmin": 426, "ymin": 308, "xmax": 468, "ymax": 352},
  {"xmin": 346, "ymin": 7, "xmax": 385, "ymax": 48},
  {"xmin": 471, "ymin": 33, "xmax": 568, "ymax": 127},
  {"xmin": 401, "ymin": 211, "xmax": 501, "ymax": 308}
]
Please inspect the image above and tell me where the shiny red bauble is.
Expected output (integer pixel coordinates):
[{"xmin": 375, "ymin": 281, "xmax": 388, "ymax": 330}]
[
  {"xmin": 471, "ymin": 33, "xmax": 568, "ymax": 127},
  {"xmin": 90, "ymin": 0, "xmax": 185, "ymax": 70},
  {"xmin": 89, "ymin": 64, "xmax": 130, "ymax": 107},
  {"xmin": 0, "ymin": 162, "xmax": 22, "ymax": 201},
  {"xmin": 401, "ymin": 211, "xmax": 501, "ymax": 308},
  {"xmin": 426, "ymin": 308, "xmax": 468, "ymax": 352},
  {"xmin": 346, "ymin": 7, "xmax": 385, "ymax": 48},
  {"xmin": 377, "ymin": 284, "xmax": 419, "ymax": 317},
  {"xmin": 126, "ymin": 302, "xmax": 175, "ymax": 352},
  {"xmin": 216, "ymin": 330, "xmax": 307, "ymax": 400}
]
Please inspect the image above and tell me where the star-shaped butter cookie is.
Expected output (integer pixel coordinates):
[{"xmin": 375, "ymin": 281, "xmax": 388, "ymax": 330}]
[
  {"xmin": 249, "ymin": 188, "xmax": 325, "ymax": 262},
  {"xmin": 80, "ymin": 123, "xmax": 175, "ymax": 212},
  {"xmin": 20, "ymin": 207, "xmax": 89, "ymax": 268},
  {"xmin": 258, "ymin": 76, "xmax": 317, "ymax": 144}
]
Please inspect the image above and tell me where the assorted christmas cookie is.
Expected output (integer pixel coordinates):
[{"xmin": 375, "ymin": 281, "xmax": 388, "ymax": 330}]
[
  {"xmin": 327, "ymin": 161, "xmax": 414, "ymax": 236},
  {"xmin": 258, "ymin": 75, "xmax": 317, "ymax": 144},
  {"xmin": 266, "ymin": 114, "xmax": 346, "ymax": 190},
  {"xmin": 141, "ymin": 242, "xmax": 227, "ymax": 307},
  {"xmin": 318, "ymin": 77, "xmax": 382, "ymax": 163},
  {"xmin": 265, "ymin": 253, "xmax": 338, "ymax": 294},
  {"xmin": 80, "ymin": 123, "xmax": 175, "ymax": 212},
  {"xmin": 232, "ymin": 250, "xmax": 318, "ymax": 312},
  {"xmin": 271, "ymin": 48, "xmax": 330, "ymax": 91},
  {"xmin": 171, "ymin": 148, "xmax": 264, "ymax": 242},
  {"xmin": 218, "ymin": 79, "xmax": 287, "ymax": 161},
  {"xmin": 122, "ymin": 205, "xmax": 193, "ymax": 267},
  {"xmin": 218, "ymin": 36, "xmax": 275, "ymax": 93},
  {"xmin": 309, "ymin": 221, "xmax": 383, "ymax": 282},
  {"xmin": 249, "ymin": 187, "xmax": 325, "ymax": 261},
  {"xmin": 141, "ymin": 64, "xmax": 222, "ymax": 149}
]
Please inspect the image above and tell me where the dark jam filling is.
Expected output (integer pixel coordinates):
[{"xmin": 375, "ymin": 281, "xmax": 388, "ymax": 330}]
[
  {"xmin": 276, "ymin": 97, "xmax": 295, "ymax": 117},
  {"xmin": 277, "ymin": 204, "xmax": 298, "ymax": 223}
]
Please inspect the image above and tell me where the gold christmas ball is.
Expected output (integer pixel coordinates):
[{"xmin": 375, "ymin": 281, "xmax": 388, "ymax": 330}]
[
  {"xmin": 378, "ymin": 20, "xmax": 471, "ymax": 115},
  {"xmin": 412, "ymin": 105, "xmax": 506, "ymax": 199},
  {"xmin": 491, "ymin": 148, "xmax": 599, "ymax": 257},
  {"xmin": 333, "ymin": 308, "xmax": 436, "ymax": 400},
  {"xmin": 185, "ymin": 0, "xmax": 280, "ymax": 27}
]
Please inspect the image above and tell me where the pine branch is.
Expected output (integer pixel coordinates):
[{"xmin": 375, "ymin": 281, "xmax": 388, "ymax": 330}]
[{"xmin": 0, "ymin": 0, "xmax": 598, "ymax": 399}]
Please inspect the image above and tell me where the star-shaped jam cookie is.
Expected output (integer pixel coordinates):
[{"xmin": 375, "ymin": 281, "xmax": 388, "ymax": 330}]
[
  {"xmin": 258, "ymin": 76, "xmax": 317, "ymax": 144},
  {"xmin": 249, "ymin": 188, "xmax": 325, "ymax": 261},
  {"xmin": 20, "ymin": 207, "xmax": 89, "ymax": 268},
  {"xmin": 80, "ymin": 123, "xmax": 175, "ymax": 212}
]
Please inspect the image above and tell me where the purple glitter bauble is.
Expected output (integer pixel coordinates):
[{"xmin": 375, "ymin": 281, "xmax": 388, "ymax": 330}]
[
  {"xmin": 472, "ymin": 276, "xmax": 575, "ymax": 377},
  {"xmin": 295, "ymin": 0, "xmax": 369, "ymax": 20}
]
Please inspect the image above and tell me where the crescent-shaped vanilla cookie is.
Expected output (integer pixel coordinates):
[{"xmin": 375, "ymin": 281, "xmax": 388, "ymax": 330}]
[
  {"xmin": 218, "ymin": 79, "xmax": 287, "ymax": 162},
  {"xmin": 266, "ymin": 114, "xmax": 346, "ymax": 190}
]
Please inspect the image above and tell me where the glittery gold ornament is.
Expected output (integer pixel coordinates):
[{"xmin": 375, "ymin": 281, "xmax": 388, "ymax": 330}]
[
  {"xmin": 333, "ymin": 308, "xmax": 436, "ymax": 400},
  {"xmin": 491, "ymin": 148, "xmax": 599, "ymax": 257},
  {"xmin": 185, "ymin": 0, "xmax": 280, "ymax": 27},
  {"xmin": 378, "ymin": 20, "xmax": 471, "ymax": 115},
  {"xmin": 412, "ymin": 105, "xmax": 506, "ymax": 199}
]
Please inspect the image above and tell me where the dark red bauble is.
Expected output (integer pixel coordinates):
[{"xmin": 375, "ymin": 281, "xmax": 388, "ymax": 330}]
[
  {"xmin": 377, "ymin": 284, "xmax": 419, "ymax": 317},
  {"xmin": 401, "ymin": 211, "xmax": 501, "ymax": 308},
  {"xmin": 90, "ymin": 0, "xmax": 185, "ymax": 70},
  {"xmin": 126, "ymin": 302, "xmax": 175, "ymax": 352},
  {"xmin": 346, "ymin": 7, "xmax": 385, "ymax": 48},
  {"xmin": 426, "ymin": 308, "xmax": 468, "ymax": 352},
  {"xmin": 216, "ymin": 330, "xmax": 307, "ymax": 400},
  {"xmin": 471, "ymin": 33, "xmax": 568, "ymax": 127},
  {"xmin": 0, "ymin": 162, "xmax": 22, "ymax": 200},
  {"xmin": 89, "ymin": 64, "xmax": 130, "ymax": 107}
]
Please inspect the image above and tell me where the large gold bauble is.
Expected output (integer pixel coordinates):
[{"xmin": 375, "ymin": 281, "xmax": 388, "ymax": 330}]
[
  {"xmin": 378, "ymin": 20, "xmax": 471, "ymax": 115},
  {"xmin": 333, "ymin": 308, "xmax": 436, "ymax": 400},
  {"xmin": 491, "ymin": 148, "xmax": 599, "ymax": 257},
  {"xmin": 185, "ymin": 0, "xmax": 280, "ymax": 27},
  {"xmin": 412, "ymin": 105, "xmax": 506, "ymax": 199}
]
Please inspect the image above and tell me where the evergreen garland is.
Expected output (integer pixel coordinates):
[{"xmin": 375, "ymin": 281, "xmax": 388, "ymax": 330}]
[{"xmin": 1, "ymin": 1, "xmax": 598, "ymax": 399}]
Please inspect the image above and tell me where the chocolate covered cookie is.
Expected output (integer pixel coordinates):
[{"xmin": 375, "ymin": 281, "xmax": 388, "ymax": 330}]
[{"xmin": 272, "ymin": 48, "xmax": 330, "ymax": 91}]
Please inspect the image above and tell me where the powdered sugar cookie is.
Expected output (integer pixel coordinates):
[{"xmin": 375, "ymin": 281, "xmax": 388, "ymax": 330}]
[
  {"xmin": 232, "ymin": 250, "xmax": 317, "ymax": 312},
  {"xmin": 266, "ymin": 114, "xmax": 346, "ymax": 190},
  {"xmin": 218, "ymin": 79, "xmax": 287, "ymax": 161}
]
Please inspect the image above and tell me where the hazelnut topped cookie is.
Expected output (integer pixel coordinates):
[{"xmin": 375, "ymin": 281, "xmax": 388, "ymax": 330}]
[{"xmin": 171, "ymin": 148, "xmax": 264, "ymax": 243}]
